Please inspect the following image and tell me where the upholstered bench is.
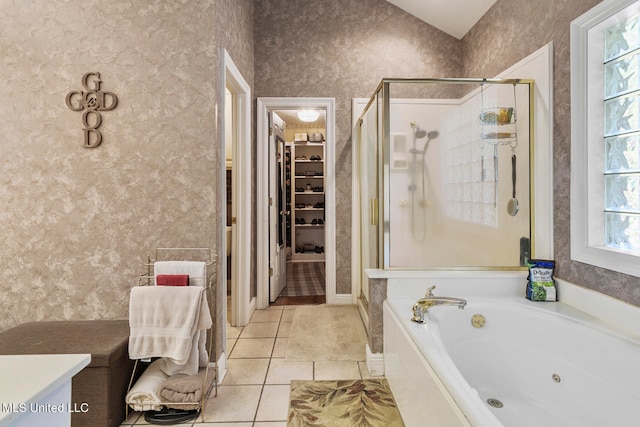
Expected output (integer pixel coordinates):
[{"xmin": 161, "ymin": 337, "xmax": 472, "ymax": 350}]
[{"xmin": 0, "ymin": 320, "xmax": 134, "ymax": 427}]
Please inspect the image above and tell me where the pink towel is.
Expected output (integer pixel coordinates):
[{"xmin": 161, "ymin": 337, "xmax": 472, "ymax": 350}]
[{"xmin": 156, "ymin": 274, "xmax": 189, "ymax": 286}]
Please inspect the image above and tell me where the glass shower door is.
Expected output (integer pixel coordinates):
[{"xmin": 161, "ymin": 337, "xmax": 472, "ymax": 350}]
[{"xmin": 358, "ymin": 94, "xmax": 381, "ymax": 304}]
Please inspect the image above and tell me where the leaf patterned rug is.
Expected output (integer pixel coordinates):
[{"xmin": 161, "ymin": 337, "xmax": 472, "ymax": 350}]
[{"xmin": 287, "ymin": 379, "xmax": 405, "ymax": 427}]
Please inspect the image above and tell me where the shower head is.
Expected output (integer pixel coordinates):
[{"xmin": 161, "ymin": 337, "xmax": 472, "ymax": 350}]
[
  {"xmin": 411, "ymin": 122, "xmax": 427, "ymax": 140},
  {"xmin": 410, "ymin": 122, "xmax": 438, "ymax": 140},
  {"xmin": 414, "ymin": 127, "xmax": 428, "ymax": 139},
  {"xmin": 409, "ymin": 123, "xmax": 440, "ymax": 155},
  {"xmin": 410, "ymin": 121, "xmax": 427, "ymax": 139}
]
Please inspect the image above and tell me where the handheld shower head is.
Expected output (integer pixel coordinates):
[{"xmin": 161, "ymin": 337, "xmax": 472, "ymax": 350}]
[{"xmin": 421, "ymin": 130, "xmax": 439, "ymax": 153}]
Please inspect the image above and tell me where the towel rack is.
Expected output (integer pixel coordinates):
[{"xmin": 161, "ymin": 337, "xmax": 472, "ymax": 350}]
[
  {"xmin": 138, "ymin": 247, "xmax": 217, "ymax": 289},
  {"xmin": 126, "ymin": 247, "xmax": 218, "ymax": 423}
]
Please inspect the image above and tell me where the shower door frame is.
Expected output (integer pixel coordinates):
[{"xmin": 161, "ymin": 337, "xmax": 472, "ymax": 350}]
[{"xmin": 360, "ymin": 77, "xmax": 537, "ymax": 271}]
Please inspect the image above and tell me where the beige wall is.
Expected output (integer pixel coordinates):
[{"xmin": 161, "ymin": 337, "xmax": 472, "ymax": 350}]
[
  {"xmin": 0, "ymin": 1, "xmax": 218, "ymax": 331},
  {"xmin": 4, "ymin": 0, "xmax": 640, "ymax": 340},
  {"xmin": 253, "ymin": 0, "xmax": 463, "ymax": 294}
]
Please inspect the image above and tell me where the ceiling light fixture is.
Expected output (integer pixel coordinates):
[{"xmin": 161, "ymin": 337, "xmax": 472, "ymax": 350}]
[{"xmin": 297, "ymin": 110, "xmax": 320, "ymax": 122}]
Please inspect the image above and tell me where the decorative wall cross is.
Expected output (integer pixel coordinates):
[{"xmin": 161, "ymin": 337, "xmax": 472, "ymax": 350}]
[{"xmin": 65, "ymin": 72, "xmax": 118, "ymax": 148}]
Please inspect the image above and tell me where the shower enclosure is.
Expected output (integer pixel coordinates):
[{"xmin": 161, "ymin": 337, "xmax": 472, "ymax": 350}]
[{"xmin": 356, "ymin": 78, "xmax": 534, "ymax": 298}]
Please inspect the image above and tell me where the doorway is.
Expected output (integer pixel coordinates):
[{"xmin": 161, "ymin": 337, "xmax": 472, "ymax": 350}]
[
  {"xmin": 257, "ymin": 98, "xmax": 337, "ymax": 309},
  {"xmin": 270, "ymin": 109, "xmax": 327, "ymax": 305},
  {"xmin": 222, "ymin": 50, "xmax": 252, "ymax": 333}
]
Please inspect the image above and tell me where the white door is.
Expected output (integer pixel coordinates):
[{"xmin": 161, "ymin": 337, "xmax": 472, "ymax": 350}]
[
  {"xmin": 269, "ymin": 112, "xmax": 288, "ymax": 301},
  {"xmin": 223, "ymin": 49, "xmax": 252, "ymax": 326}
]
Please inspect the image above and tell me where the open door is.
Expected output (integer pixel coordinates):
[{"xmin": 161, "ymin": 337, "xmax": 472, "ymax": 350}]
[
  {"xmin": 223, "ymin": 49, "xmax": 252, "ymax": 328},
  {"xmin": 269, "ymin": 112, "xmax": 288, "ymax": 301}
]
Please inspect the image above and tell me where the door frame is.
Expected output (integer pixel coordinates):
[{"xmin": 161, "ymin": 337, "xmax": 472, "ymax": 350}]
[
  {"xmin": 256, "ymin": 97, "xmax": 337, "ymax": 309},
  {"xmin": 221, "ymin": 49, "xmax": 252, "ymax": 328}
]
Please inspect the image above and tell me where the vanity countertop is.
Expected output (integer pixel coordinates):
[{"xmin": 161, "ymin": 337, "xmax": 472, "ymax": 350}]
[{"xmin": 0, "ymin": 353, "xmax": 90, "ymax": 426}]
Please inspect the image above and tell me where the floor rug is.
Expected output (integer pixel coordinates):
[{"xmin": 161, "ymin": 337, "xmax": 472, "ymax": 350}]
[
  {"xmin": 286, "ymin": 305, "xmax": 367, "ymax": 361},
  {"xmin": 288, "ymin": 379, "xmax": 405, "ymax": 427},
  {"xmin": 281, "ymin": 262, "xmax": 325, "ymax": 297}
]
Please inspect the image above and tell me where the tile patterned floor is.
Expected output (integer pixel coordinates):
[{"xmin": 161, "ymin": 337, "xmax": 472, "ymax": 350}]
[{"xmin": 121, "ymin": 305, "xmax": 371, "ymax": 426}]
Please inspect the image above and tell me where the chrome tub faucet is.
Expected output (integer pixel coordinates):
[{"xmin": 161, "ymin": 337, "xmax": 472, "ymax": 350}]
[{"xmin": 411, "ymin": 286, "xmax": 467, "ymax": 324}]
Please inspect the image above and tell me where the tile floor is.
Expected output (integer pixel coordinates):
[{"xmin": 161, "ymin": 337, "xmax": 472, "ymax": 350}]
[{"xmin": 121, "ymin": 304, "xmax": 371, "ymax": 426}]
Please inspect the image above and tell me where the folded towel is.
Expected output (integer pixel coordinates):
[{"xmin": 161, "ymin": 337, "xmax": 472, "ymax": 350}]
[
  {"xmin": 154, "ymin": 261, "xmax": 206, "ymax": 287},
  {"xmin": 129, "ymin": 286, "xmax": 212, "ymax": 375},
  {"xmin": 156, "ymin": 274, "xmax": 189, "ymax": 286},
  {"xmin": 159, "ymin": 367, "xmax": 215, "ymax": 410},
  {"xmin": 125, "ymin": 359, "xmax": 168, "ymax": 412}
]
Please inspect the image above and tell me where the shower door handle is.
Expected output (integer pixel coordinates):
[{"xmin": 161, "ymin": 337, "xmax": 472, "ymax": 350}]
[{"xmin": 370, "ymin": 198, "xmax": 378, "ymax": 226}]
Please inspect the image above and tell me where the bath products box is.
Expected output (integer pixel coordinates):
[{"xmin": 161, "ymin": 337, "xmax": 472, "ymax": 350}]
[{"xmin": 526, "ymin": 259, "xmax": 557, "ymax": 301}]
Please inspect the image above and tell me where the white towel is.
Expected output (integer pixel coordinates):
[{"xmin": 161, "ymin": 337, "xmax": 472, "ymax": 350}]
[
  {"xmin": 125, "ymin": 359, "xmax": 168, "ymax": 412},
  {"xmin": 128, "ymin": 286, "xmax": 212, "ymax": 375},
  {"xmin": 154, "ymin": 261, "xmax": 206, "ymax": 287},
  {"xmin": 157, "ymin": 329, "xmax": 209, "ymax": 376}
]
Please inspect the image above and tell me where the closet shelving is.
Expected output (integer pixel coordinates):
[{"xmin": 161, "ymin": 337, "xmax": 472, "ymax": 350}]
[{"xmin": 291, "ymin": 139, "xmax": 325, "ymax": 261}]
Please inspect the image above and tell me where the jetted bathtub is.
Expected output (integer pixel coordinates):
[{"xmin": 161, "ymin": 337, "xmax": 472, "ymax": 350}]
[{"xmin": 384, "ymin": 293, "xmax": 640, "ymax": 427}]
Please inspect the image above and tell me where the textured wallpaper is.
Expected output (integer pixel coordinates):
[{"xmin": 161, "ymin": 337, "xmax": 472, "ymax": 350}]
[
  {"xmin": 4, "ymin": 0, "xmax": 637, "ymax": 343},
  {"xmin": 253, "ymin": 0, "xmax": 462, "ymax": 294},
  {"xmin": 253, "ymin": 0, "xmax": 640, "ymax": 307},
  {"xmin": 463, "ymin": 0, "xmax": 640, "ymax": 306},
  {"xmin": 215, "ymin": 0, "xmax": 256, "ymax": 301},
  {"xmin": 0, "ymin": 0, "xmax": 218, "ymax": 332}
]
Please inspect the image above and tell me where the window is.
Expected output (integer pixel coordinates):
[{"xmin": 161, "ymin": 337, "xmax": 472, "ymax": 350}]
[
  {"xmin": 571, "ymin": 0, "xmax": 640, "ymax": 277},
  {"xmin": 604, "ymin": 12, "xmax": 640, "ymax": 251}
]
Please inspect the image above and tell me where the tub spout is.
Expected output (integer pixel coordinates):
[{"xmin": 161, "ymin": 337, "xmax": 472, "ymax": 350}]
[{"xmin": 411, "ymin": 286, "xmax": 467, "ymax": 324}]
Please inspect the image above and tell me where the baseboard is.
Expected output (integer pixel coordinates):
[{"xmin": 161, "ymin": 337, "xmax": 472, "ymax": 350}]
[
  {"xmin": 357, "ymin": 298, "xmax": 370, "ymax": 335},
  {"xmin": 211, "ymin": 352, "xmax": 227, "ymax": 385},
  {"xmin": 335, "ymin": 294, "xmax": 354, "ymax": 304},
  {"xmin": 366, "ymin": 344, "xmax": 384, "ymax": 377},
  {"xmin": 248, "ymin": 296, "xmax": 256, "ymax": 320}
]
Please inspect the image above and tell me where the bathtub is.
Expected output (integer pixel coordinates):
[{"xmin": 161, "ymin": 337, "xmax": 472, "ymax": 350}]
[{"xmin": 384, "ymin": 289, "xmax": 640, "ymax": 427}]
